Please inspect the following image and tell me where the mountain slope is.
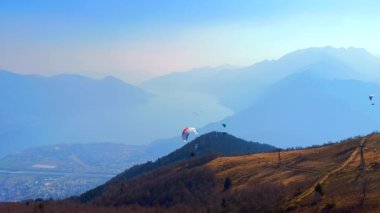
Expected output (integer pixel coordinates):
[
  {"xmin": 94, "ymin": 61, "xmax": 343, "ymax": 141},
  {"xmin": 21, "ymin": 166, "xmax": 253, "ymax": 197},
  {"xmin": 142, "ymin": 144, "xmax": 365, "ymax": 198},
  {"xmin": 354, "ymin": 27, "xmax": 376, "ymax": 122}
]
[
  {"xmin": 73, "ymin": 134, "xmax": 380, "ymax": 211},
  {"xmin": 81, "ymin": 134, "xmax": 359, "ymax": 209},
  {"xmin": 3, "ymin": 133, "xmax": 380, "ymax": 212},
  {"xmin": 78, "ymin": 132, "xmax": 276, "ymax": 203}
]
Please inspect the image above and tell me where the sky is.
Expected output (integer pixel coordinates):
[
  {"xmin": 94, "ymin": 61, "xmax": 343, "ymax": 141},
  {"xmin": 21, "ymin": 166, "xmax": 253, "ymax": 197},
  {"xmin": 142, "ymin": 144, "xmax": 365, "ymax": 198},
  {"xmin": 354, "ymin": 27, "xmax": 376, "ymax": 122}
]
[{"xmin": 1, "ymin": 0, "xmax": 380, "ymax": 83}]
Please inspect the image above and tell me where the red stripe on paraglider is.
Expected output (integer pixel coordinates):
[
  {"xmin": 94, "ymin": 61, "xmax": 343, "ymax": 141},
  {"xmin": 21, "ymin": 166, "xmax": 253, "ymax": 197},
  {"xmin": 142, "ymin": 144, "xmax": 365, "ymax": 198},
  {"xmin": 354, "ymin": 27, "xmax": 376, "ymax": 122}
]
[
  {"xmin": 182, "ymin": 128, "xmax": 189, "ymax": 142},
  {"xmin": 182, "ymin": 128, "xmax": 189, "ymax": 134}
]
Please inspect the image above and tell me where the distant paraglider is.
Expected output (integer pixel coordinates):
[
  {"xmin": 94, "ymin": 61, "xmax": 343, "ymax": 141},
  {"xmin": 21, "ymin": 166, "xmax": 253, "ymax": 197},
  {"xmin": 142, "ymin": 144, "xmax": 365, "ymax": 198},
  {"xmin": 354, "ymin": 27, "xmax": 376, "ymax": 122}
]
[
  {"xmin": 369, "ymin": 94, "xmax": 375, "ymax": 106},
  {"xmin": 221, "ymin": 123, "xmax": 228, "ymax": 135},
  {"xmin": 182, "ymin": 127, "xmax": 198, "ymax": 142}
]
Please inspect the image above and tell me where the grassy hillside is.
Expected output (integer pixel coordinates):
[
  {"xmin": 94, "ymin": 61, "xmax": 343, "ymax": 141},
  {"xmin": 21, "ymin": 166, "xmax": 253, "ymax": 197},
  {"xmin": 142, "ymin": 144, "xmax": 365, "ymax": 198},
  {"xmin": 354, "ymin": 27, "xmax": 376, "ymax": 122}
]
[
  {"xmin": 80, "ymin": 132, "xmax": 380, "ymax": 212},
  {"xmin": 78, "ymin": 132, "xmax": 276, "ymax": 203},
  {"xmin": 2, "ymin": 133, "xmax": 380, "ymax": 212}
]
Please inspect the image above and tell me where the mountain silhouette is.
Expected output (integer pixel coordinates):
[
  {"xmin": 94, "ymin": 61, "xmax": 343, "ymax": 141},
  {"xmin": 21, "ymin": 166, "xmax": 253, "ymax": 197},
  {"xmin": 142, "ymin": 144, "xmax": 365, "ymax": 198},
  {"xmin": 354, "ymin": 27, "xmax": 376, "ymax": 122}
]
[{"xmin": 0, "ymin": 71, "xmax": 152, "ymax": 156}]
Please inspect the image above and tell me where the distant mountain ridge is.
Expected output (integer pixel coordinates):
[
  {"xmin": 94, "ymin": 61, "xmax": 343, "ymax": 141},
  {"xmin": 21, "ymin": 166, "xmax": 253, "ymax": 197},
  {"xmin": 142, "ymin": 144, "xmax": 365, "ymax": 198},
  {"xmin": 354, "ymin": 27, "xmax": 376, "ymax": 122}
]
[
  {"xmin": 0, "ymin": 71, "xmax": 152, "ymax": 156},
  {"xmin": 2, "ymin": 46, "xmax": 380, "ymax": 156},
  {"xmin": 142, "ymin": 46, "xmax": 380, "ymax": 110},
  {"xmin": 201, "ymin": 70, "xmax": 380, "ymax": 147},
  {"xmin": 0, "ymin": 69, "xmax": 233, "ymax": 157},
  {"xmin": 144, "ymin": 46, "xmax": 380, "ymax": 147}
]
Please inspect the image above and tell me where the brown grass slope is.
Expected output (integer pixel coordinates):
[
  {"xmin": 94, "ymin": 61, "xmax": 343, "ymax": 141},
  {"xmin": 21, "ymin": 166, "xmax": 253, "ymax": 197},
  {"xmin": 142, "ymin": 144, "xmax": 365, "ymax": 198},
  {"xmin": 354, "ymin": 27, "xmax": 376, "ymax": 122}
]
[
  {"xmin": 294, "ymin": 134, "xmax": 380, "ymax": 213},
  {"xmin": 77, "ymin": 132, "xmax": 276, "ymax": 203},
  {"xmin": 2, "ymin": 133, "xmax": 380, "ymax": 212}
]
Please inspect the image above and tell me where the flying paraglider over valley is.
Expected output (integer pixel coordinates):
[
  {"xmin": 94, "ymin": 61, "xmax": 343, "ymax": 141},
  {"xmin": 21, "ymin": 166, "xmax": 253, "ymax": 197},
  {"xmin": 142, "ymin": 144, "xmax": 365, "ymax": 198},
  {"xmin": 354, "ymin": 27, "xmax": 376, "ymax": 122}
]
[{"xmin": 182, "ymin": 127, "xmax": 198, "ymax": 142}]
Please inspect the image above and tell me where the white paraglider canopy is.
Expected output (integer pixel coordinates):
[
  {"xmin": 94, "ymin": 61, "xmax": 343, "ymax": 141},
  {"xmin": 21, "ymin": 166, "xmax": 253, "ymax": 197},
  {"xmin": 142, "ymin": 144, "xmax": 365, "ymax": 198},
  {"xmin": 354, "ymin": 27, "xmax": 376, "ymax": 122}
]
[{"xmin": 182, "ymin": 127, "xmax": 198, "ymax": 142}]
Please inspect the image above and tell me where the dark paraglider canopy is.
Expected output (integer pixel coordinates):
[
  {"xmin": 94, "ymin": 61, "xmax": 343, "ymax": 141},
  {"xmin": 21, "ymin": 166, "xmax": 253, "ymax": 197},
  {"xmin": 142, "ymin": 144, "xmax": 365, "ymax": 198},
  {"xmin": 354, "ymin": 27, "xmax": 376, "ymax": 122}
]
[
  {"xmin": 222, "ymin": 123, "xmax": 227, "ymax": 135},
  {"xmin": 369, "ymin": 94, "xmax": 375, "ymax": 106}
]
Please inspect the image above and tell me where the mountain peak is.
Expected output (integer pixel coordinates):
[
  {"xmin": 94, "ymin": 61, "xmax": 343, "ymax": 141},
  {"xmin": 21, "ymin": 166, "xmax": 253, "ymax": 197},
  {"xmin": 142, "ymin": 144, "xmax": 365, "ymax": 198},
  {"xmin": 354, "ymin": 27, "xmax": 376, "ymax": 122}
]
[
  {"xmin": 183, "ymin": 131, "xmax": 277, "ymax": 156},
  {"xmin": 281, "ymin": 46, "xmax": 373, "ymax": 62},
  {"xmin": 102, "ymin": 75, "xmax": 123, "ymax": 82}
]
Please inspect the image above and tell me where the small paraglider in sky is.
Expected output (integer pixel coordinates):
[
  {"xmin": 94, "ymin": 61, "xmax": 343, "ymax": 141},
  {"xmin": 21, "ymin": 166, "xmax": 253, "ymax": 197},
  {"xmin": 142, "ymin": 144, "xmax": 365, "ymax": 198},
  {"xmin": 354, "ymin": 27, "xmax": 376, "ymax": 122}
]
[
  {"xmin": 369, "ymin": 94, "xmax": 375, "ymax": 106},
  {"xmin": 182, "ymin": 127, "xmax": 198, "ymax": 142},
  {"xmin": 221, "ymin": 123, "xmax": 228, "ymax": 135}
]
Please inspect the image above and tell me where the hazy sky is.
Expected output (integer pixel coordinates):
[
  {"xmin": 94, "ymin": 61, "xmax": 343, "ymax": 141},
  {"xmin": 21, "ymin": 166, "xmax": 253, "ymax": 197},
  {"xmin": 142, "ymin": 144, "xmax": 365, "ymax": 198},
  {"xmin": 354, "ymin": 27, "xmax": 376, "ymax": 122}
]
[{"xmin": 1, "ymin": 0, "xmax": 380, "ymax": 82}]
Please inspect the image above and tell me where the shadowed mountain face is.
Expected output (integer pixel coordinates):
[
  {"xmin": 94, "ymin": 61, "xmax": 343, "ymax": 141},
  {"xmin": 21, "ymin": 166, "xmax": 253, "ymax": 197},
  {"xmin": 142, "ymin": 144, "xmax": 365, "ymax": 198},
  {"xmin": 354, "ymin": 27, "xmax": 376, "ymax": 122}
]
[
  {"xmin": 77, "ymin": 132, "xmax": 276, "ymax": 203},
  {"xmin": 0, "ymin": 71, "xmax": 152, "ymax": 156}
]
